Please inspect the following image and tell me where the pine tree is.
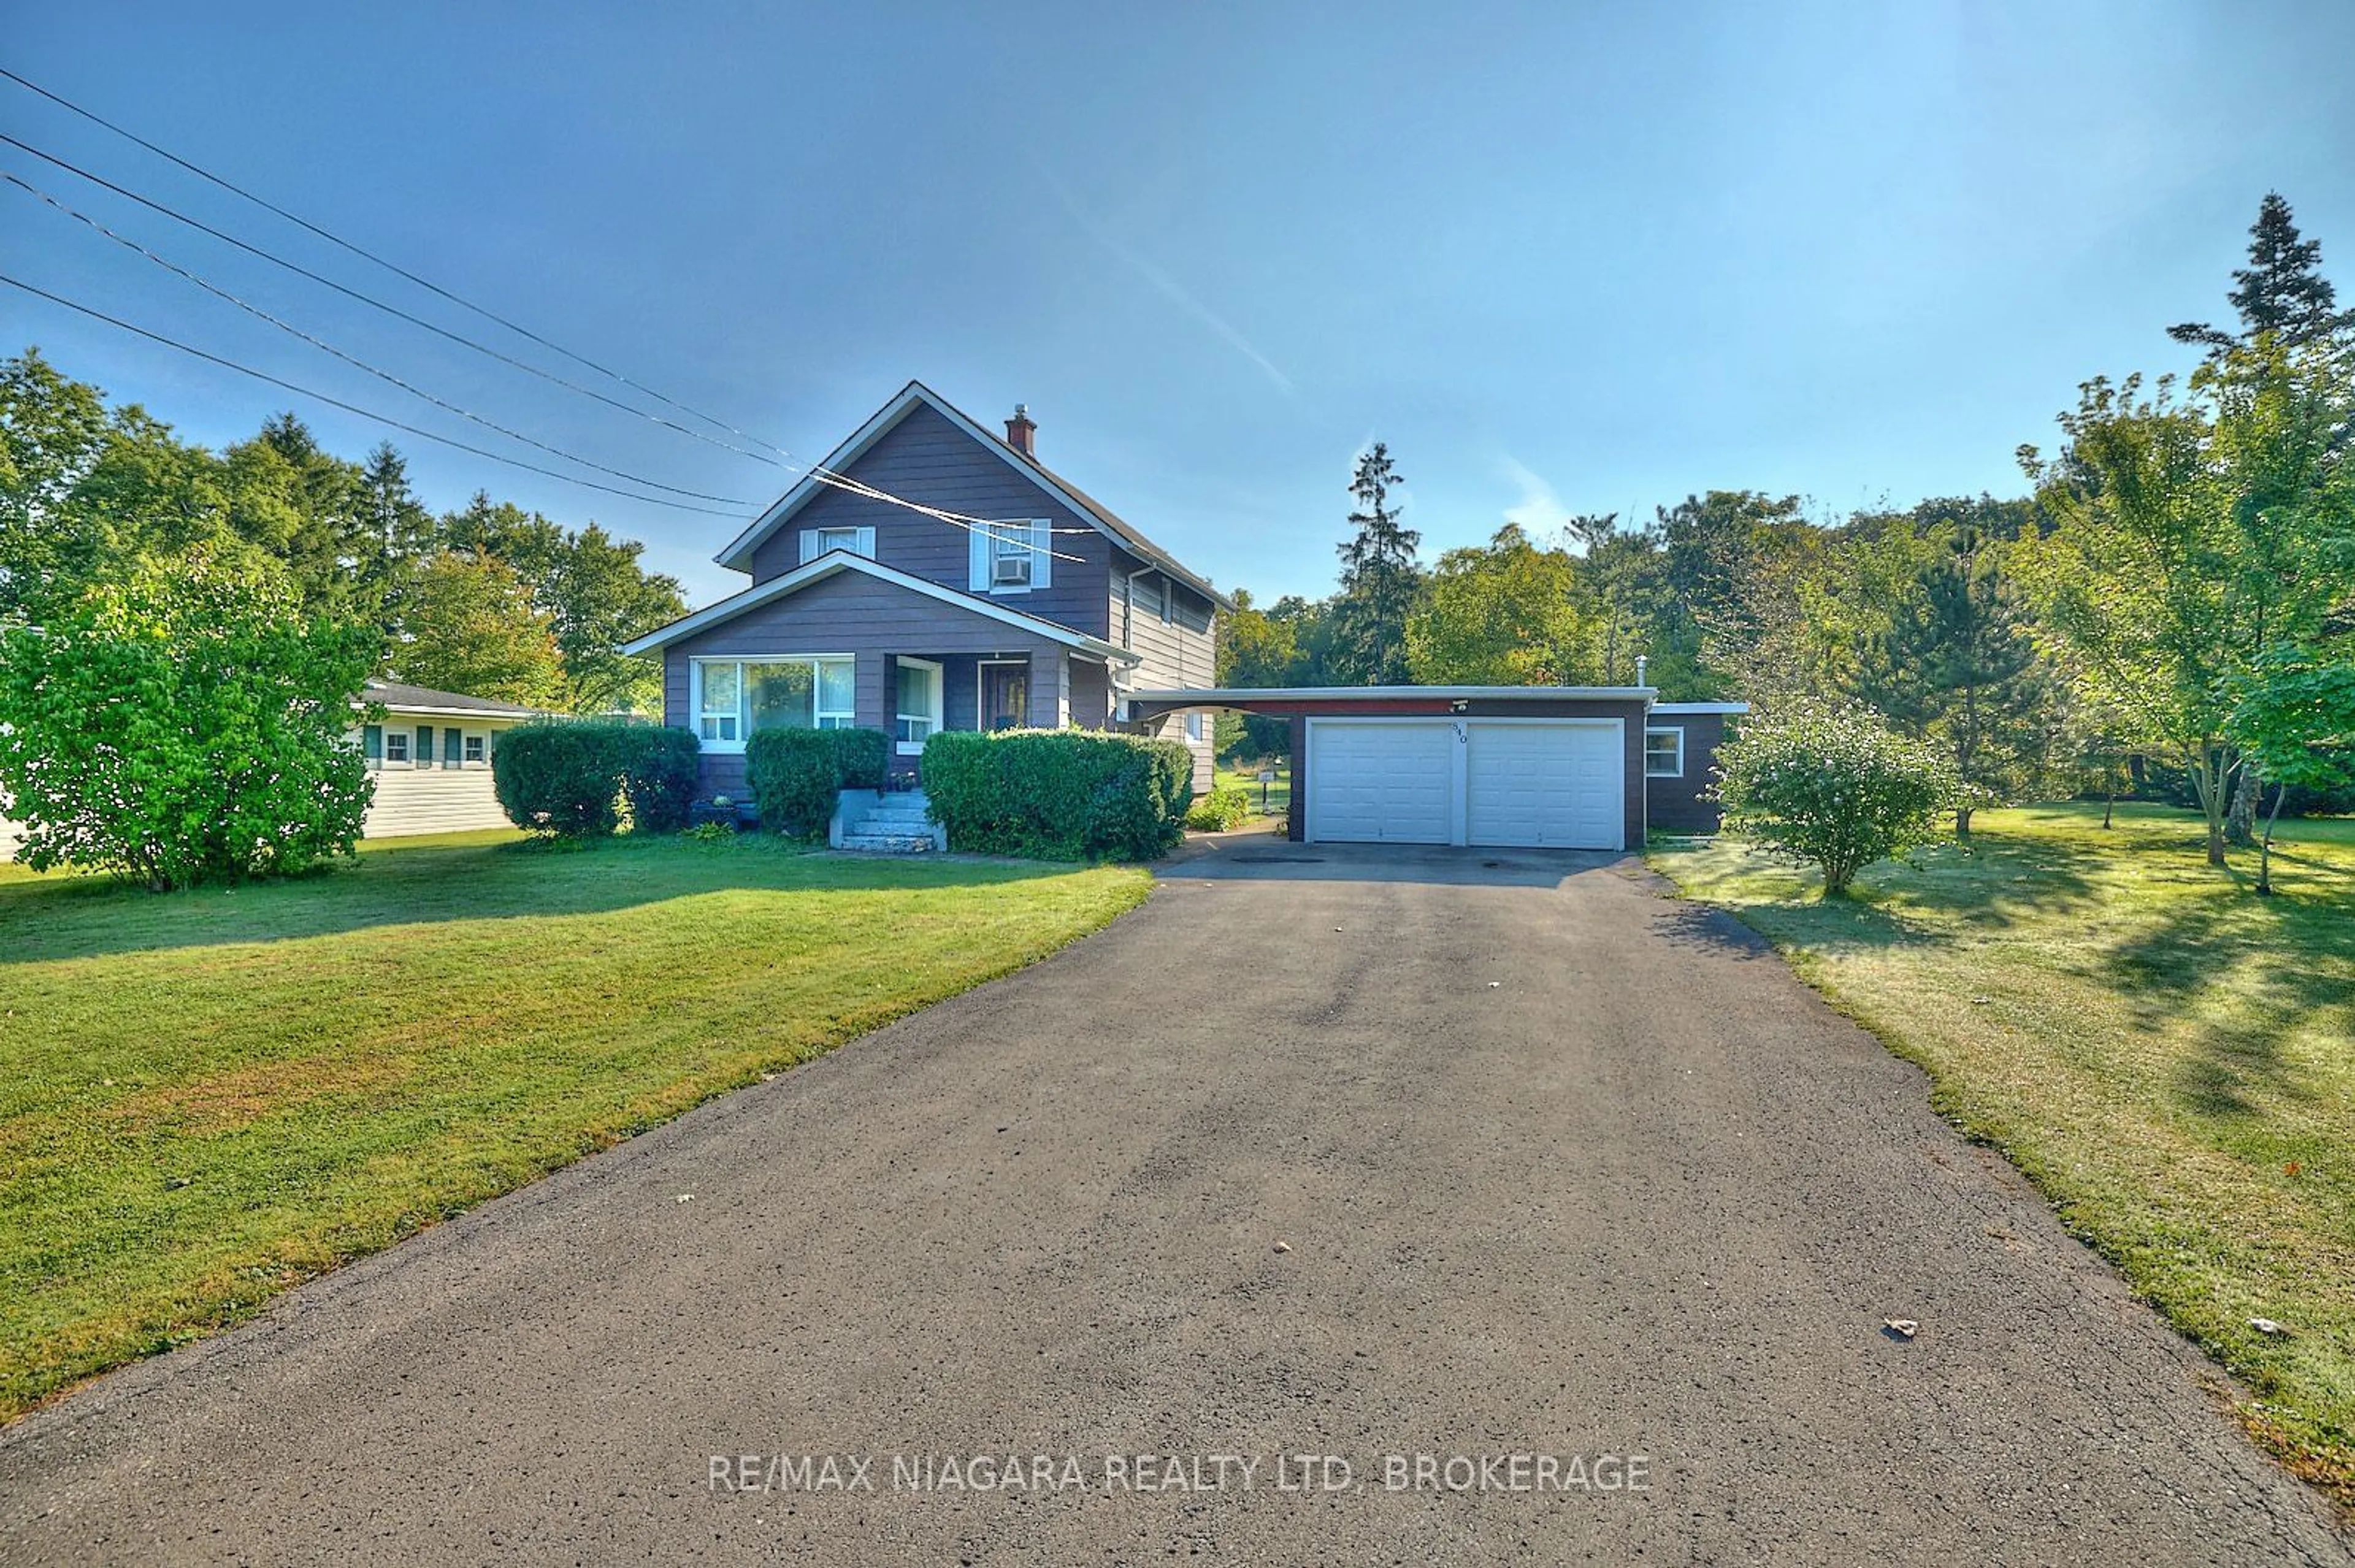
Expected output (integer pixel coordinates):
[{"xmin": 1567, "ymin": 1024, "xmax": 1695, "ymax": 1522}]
[
  {"xmin": 2170, "ymin": 192, "xmax": 2353, "ymax": 354},
  {"xmin": 1330, "ymin": 442, "xmax": 1422, "ymax": 684},
  {"xmin": 1852, "ymin": 527, "xmax": 2054, "ymax": 835}
]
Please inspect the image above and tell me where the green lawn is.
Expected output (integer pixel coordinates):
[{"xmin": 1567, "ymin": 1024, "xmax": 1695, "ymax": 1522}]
[
  {"xmin": 0, "ymin": 834, "xmax": 1147, "ymax": 1420},
  {"xmin": 1216, "ymin": 763, "xmax": 1291, "ymax": 822},
  {"xmin": 1648, "ymin": 803, "xmax": 2355, "ymax": 1500}
]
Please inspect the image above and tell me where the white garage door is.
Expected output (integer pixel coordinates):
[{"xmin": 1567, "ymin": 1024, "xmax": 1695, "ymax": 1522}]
[
  {"xmin": 1306, "ymin": 719, "xmax": 1455, "ymax": 843},
  {"xmin": 1306, "ymin": 716, "xmax": 1624, "ymax": 850},
  {"xmin": 1465, "ymin": 721, "xmax": 1620, "ymax": 849}
]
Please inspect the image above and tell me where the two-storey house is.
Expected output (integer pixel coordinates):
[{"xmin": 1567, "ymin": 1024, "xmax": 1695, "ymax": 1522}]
[{"xmin": 623, "ymin": 383, "xmax": 1225, "ymax": 800}]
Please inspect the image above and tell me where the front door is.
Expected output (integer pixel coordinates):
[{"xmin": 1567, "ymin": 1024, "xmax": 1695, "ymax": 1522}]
[{"xmin": 981, "ymin": 662, "xmax": 1029, "ymax": 731}]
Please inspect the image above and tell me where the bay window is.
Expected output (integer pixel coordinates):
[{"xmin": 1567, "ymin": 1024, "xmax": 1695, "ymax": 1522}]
[{"xmin": 693, "ymin": 656, "xmax": 856, "ymax": 748}]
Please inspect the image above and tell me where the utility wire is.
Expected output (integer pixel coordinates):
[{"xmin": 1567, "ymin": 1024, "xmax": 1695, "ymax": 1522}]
[
  {"xmin": 0, "ymin": 62, "xmax": 786, "ymax": 457},
  {"xmin": 0, "ymin": 93, "xmax": 1090, "ymax": 550},
  {"xmin": 0, "ymin": 132, "xmax": 1086, "ymax": 549},
  {"xmin": 0, "ymin": 131, "xmax": 776, "ymax": 468},
  {"xmin": 4, "ymin": 170, "xmax": 753, "ymax": 506},
  {"xmin": 0, "ymin": 273, "xmax": 746, "ymax": 516}
]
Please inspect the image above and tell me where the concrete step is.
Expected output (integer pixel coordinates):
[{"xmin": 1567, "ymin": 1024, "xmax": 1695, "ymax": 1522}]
[{"xmin": 838, "ymin": 832, "xmax": 936, "ymax": 854}]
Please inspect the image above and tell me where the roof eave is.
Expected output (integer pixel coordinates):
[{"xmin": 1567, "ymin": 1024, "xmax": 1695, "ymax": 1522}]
[{"xmin": 621, "ymin": 551, "xmax": 1141, "ymax": 665}]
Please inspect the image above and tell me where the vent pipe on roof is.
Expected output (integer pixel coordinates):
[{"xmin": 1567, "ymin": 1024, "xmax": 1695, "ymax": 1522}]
[
  {"xmin": 1005, "ymin": 403, "xmax": 1037, "ymax": 457},
  {"xmin": 1636, "ymin": 654, "xmax": 1648, "ymax": 687}
]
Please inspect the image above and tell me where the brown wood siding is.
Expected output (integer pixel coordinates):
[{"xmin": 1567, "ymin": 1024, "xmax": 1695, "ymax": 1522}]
[
  {"xmin": 745, "ymin": 402, "xmax": 1114, "ymax": 638},
  {"xmin": 1645, "ymin": 712, "xmax": 1731, "ymax": 832}
]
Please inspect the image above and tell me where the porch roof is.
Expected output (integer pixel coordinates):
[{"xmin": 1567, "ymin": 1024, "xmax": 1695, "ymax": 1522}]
[{"xmin": 619, "ymin": 550, "xmax": 1140, "ymax": 665}]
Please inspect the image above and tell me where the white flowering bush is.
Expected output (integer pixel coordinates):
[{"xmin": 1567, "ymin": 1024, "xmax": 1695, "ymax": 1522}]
[{"xmin": 1707, "ymin": 702, "xmax": 1962, "ymax": 895}]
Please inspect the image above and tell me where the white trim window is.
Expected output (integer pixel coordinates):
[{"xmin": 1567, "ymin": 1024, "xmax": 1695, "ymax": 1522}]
[
  {"xmin": 970, "ymin": 521, "xmax": 1051, "ymax": 594},
  {"xmin": 1645, "ymin": 725, "xmax": 1685, "ymax": 778},
  {"xmin": 692, "ymin": 656, "xmax": 856, "ymax": 750},
  {"xmin": 464, "ymin": 734, "xmax": 486, "ymax": 765},
  {"xmin": 383, "ymin": 729, "xmax": 411, "ymax": 765},
  {"xmin": 895, "ymin": 657, "xmax": 944, "ymax": 754},
  {"xmin": 800, "ymin": 526, "xmax": 875, "ymax": 564}
]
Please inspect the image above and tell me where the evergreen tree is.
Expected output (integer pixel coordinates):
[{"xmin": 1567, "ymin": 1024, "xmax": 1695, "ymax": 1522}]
[
  {"xmin": 357, "ymin": 443, "xmax": 435, "ymax": 641},
  {"xmin": 1330, "ymin": 442, "xmax": 1421, "ymax": 684},
  {"xmin": 1852, "ymin": 526, "xmax": 2055, "ymax": 835},
  {"xmin": 2170, "ymin": 192, "xmax": 2353, "ymax": 355}
]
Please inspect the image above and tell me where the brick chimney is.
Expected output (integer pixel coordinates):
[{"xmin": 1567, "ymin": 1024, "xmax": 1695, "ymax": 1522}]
[{"xmin": 1004, "ymin": 403, "xmax": 1037, "ymax": 457}]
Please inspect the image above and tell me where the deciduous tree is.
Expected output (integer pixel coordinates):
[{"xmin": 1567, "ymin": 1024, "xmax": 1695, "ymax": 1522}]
[
  {"xmin": 1404, "ymin": 524, "xmax": 1593, "ymax": 684},
  {"xmin": 389, "ymin": 549, "xmax": 565, "ymax": 707},
  {"xmin": 0, "ymin": 546, "xmax": 375, "ymax": 887}
]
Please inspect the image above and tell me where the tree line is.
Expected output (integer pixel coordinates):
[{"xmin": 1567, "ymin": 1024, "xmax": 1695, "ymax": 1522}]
[
  {"xmin": 1222, "ymin": 193, "xmax": 2355, "ymax": 871},
  {"xmin": 0, "ymin": 349, "xmax": 687, "ymax": 714}
]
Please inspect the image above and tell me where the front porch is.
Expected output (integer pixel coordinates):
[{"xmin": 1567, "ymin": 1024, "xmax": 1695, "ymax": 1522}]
[
  {"xmin": 880, "ymin": 649, "xmax": 1119, "ymax": 780},
  {"xmin": 683, "ymin": 645, "xmax": 1126, "ymax": 799}
]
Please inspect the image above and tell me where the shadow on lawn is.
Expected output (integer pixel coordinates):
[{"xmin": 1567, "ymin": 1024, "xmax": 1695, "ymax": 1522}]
[
  {"xmin": 0, "ymin": 836, "xmax": 1088, "ymax": 966},
  {"xmin": 2101, "ymin": 868, "xmax": 2355, "ymax": 1121}
]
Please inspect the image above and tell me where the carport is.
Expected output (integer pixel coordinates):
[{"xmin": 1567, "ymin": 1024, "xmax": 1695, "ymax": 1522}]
[{"xmin": 1122, "ymin": 686, "xmax": 1664, "ymax": 851}]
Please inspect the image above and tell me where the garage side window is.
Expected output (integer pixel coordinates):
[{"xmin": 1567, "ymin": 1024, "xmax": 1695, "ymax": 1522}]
[{"xmin": 1645, "ymin": 727, "xmax": 1684, "ymax": 778}]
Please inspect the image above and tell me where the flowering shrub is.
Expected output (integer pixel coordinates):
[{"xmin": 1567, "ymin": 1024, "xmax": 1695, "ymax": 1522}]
[{"xmin": 1708, "ymin": 702, "xmax": 1961, "ymax": 895}]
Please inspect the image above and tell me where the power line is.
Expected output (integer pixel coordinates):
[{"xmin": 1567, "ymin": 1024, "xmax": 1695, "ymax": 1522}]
[
  {"xmin": 0, "ymin": 62, "xmax": 787, "ymax": 459},
  {"xmin": 0, "ymin": 102, "xmax": 1089, "ymax": 551},
  {"xmin": 0, "ymin": 131, "xmax": 778, "ymax": 469},
  {"xmin": 4, "ymin": 170, "xmax": 754, "ymax": 507},
  {"xmin": 0, "ymin": 272, "xmax": 747, "ymax": 516}
]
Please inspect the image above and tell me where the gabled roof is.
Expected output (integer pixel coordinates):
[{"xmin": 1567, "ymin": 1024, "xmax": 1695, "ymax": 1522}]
[
  {"xmin": 619, "ymin": 549, "xmax": 1143, "ymax": 664},
  {"xmin": 713, "ymin": 381, "xmax": 1232, "ymax": 611},
  {"xmin": 362, "ymin": 680, "xmax": 545, "ymax": 719}
]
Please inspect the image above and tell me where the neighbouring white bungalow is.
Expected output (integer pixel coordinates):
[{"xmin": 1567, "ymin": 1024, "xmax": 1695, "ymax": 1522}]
[
  {"xmin": 350, "ymin": 681, "xmax": 546, "ymax": 838},
  {"xmin": 0, "ymin": 679, "xmax": 546, "ymax": 860}
]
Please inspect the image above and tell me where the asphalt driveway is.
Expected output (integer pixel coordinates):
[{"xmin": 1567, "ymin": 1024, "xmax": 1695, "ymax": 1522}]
[{"xmin": 2, "ymin": 841, "xmax": 2346, "ymax": 1565}]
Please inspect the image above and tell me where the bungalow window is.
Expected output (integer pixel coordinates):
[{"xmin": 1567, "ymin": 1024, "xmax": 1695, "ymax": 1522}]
[
  {"xmin": 694, "ymin": 656, "xmax": 856, "ymax": 749},
  {"xmin": 1645, "ymin": 727, "xmax": 1685, "ymax": 778},
  {"xmin": 383, "ymin": 729, "xmax": 410, "ymax": 765},
  {"xmin": 464, "ymin": 735, "xmax": 486, "ymax": 765},
  {"xmin": 895, "ymin": 659, "xmax": 943, "ymax": 754}
]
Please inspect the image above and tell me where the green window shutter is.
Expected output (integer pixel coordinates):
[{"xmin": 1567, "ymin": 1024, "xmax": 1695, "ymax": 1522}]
[
  {"xmin": 416, "ymin": 725, "xmax": 434, "ymax": 765},
  {"xmin": 444, "ymin": 727, "xmax": 462, "ymax": 770},
  {"xmin": 364, "ymin": 724, "xmax": 383, "ymax": 766}
]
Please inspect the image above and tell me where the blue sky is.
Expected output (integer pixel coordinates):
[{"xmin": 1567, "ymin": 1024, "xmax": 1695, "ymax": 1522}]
[{"xmin": 6, "ymin": 1, "xmax": 2353, "ymax": 605}]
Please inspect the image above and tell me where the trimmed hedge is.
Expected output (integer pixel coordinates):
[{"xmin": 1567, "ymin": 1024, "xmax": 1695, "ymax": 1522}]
[
  {"xmin": 745, "ymin": 726, "xmax": 890, "ymax": 841},
  {"xmin": 921, "ymin": 730, "xmax": 1193, "ymax": 861},
  {"xmin": 492, "ymin": 721, "xmax": 702, "ymax": 838},
  {"xmin": 619, "ymin": 724, "xmax": 702, "ymax": 833},
  {"xmin": 1185, "ymin": 786, "xmax": 1251, "ymax": 833}
]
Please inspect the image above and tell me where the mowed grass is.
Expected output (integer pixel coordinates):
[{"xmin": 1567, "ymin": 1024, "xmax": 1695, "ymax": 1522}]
[
  {"xmin": 0, "ymin": 834, "xmax": 1148, "ymax": 1420},
  {"xmin": 1216, "ymin": 764, "xmax": 1291, "ymax": 822},
  {"xmin": 1649, "ymin": 804, "xmax": 2355, "ymax": 1499}
]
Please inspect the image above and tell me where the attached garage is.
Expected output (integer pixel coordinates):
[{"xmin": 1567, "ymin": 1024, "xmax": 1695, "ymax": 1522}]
[
  {"xmin": 1121, "ymin": 686, "xmax": 1717, "ymax": 852},
  {"xmin": 1306, "ymin": 719, "xmax": 1455, "ymax": 843},
  {"xmin": 1304, "ymin": 716, "xmax": 1625, "ymax": 849}
]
